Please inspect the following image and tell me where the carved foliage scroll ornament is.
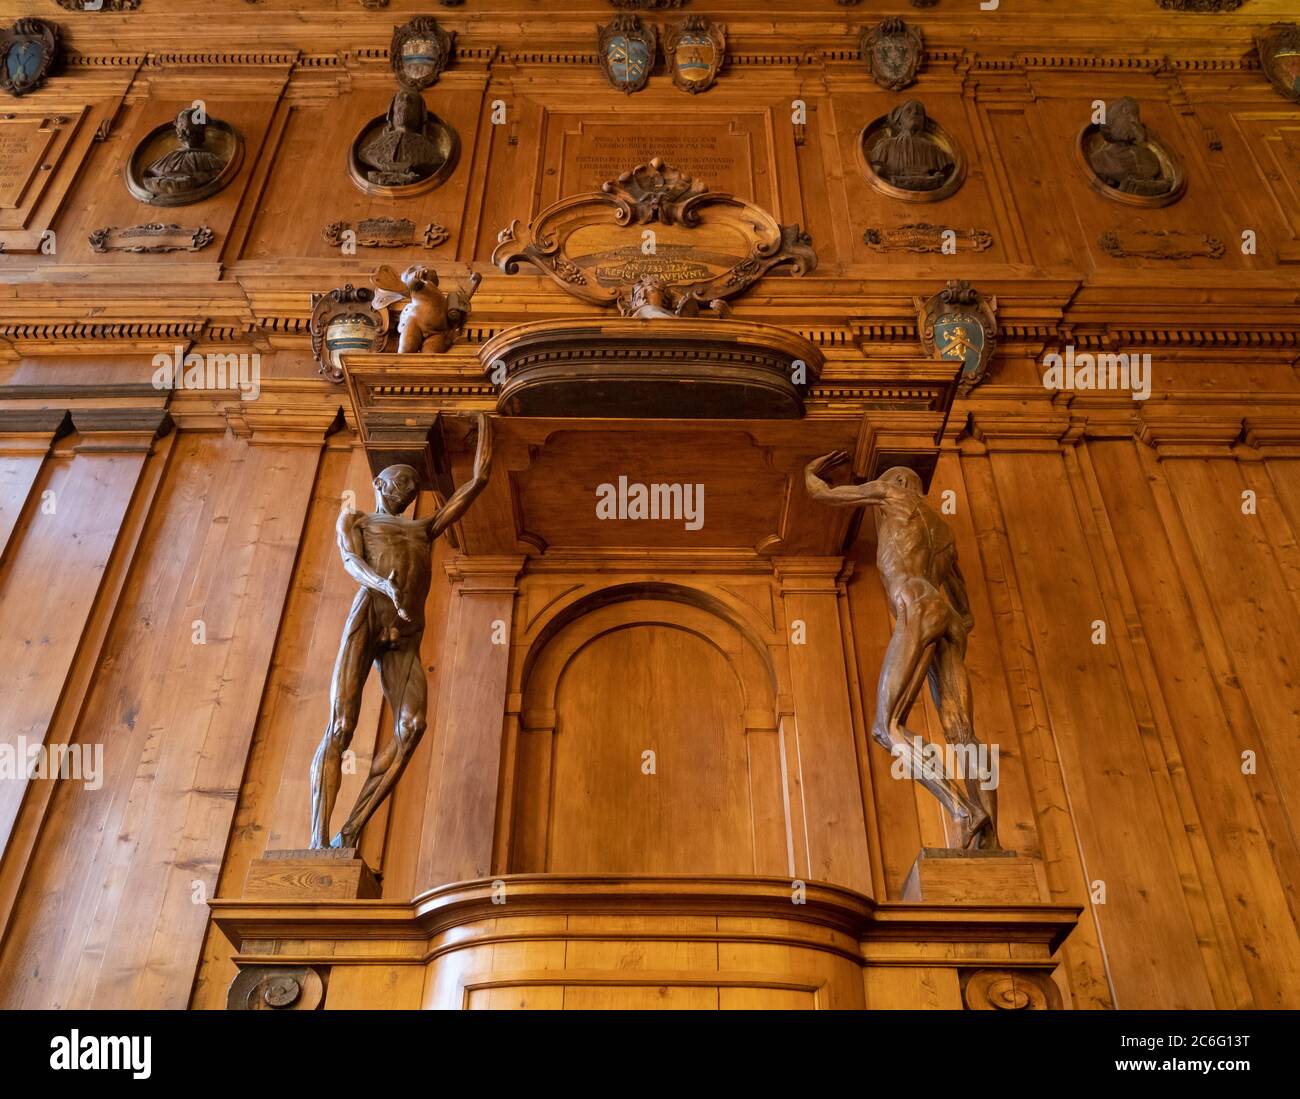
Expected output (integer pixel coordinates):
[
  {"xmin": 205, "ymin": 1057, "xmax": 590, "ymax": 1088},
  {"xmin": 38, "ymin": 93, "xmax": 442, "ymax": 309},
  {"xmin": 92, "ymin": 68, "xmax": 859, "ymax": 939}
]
[
  {"xmin": 864, "ymin": 223, "xmax": 992, "ymax": 254},
  {"xmin": 322, "ymin": 218, "xmax": 449, "ymax": 250},
  {"xmin": 1257, "ymin": 23, "xmax": 1300, "ymax": 104},
  {"xmin": 390, "ymin": 16, "xmax": 454, "ymax": 91},
  {"xmin": 962, "ymin": 969, "xmax": 1062, "ymax": 1011},
  {"xmin": 1, "ymin": 19, "xmax": 60, "ymax": 98},
  {"xmin": 310, "ymin": 284, "xmax": 390, "ymax": 383},
  {"xmin": 914, "ymin": 279, "xmax": 997, "ymax": 394},
  {"xmin": 608, "ymin": 0, "xmax": 687, "ymax": 8},
  {"xmin": 1078, "ymin": 97, "xmax": 1185, "ymax": 207},
  {"xmin": 861, "ymin": 18, "xmax": 923, "ymax": 93},
  {"xmin": 349, "ymin": 88, "xmax": 459, "ymax": 197},
  {"xmin": 492, "ymin": 157, "xmax": 816, "ymax": 316},
  {"xmin": 664, "ymin": 16, "xmax": 724, "ymax": 94},
  {"xmin": 1099, "ymin": 228, "xmax": 1224, "ymax": 260},
  {"xmin": 861, "ymin": 100, "xmax": 964, "ymax": 202},
  {"xmin": 598, "ymin": 14, "xmax": 657, "ymax": 95},
  {"xmin": 125, "ymin": 107, "xmax": 244, "ymax": 207},
  {"xmin": 89, "ymin": 223, "xmax": 214, "ymax": 254}
]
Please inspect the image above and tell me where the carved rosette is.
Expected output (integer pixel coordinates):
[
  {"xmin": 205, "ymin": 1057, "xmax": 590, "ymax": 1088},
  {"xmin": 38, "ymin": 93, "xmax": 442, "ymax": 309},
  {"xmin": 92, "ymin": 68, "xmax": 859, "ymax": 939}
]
[
  {"xmin": 962, "ymin": 969, "xmax": 1062, "ymax": 1011},
  {"xmin": 492, "ymin": 157, "xmax": 816, "ymax": 314}
]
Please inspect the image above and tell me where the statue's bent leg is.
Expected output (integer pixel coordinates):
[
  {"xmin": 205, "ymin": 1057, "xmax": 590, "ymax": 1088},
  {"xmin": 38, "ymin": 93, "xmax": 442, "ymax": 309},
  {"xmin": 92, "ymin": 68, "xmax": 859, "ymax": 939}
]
[
  {"xmin": 929, "ymin": 629, "xmax": 999, "ymax": 850},
  {"xmin": 335, "ymin": 640, "xmax": 428, "ymax": 850},
  {"xmin": 872, "ymin": 589, "xmax": 982, "ymax": 829},
  {"xmin": 310, "ymin": 594, "xmax": 375, "ymax": 849}
]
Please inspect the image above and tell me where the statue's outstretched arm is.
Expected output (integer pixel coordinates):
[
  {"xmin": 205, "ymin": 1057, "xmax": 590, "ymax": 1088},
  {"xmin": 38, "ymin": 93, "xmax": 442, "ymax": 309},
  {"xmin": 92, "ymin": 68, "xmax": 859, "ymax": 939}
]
[
  {"xmin": 804, "ymin": 452, "xmax": 889, "ymax": 508},
  {"xmin": 428, "ymin": 412, "xmax": 494, "ymax": 541}
]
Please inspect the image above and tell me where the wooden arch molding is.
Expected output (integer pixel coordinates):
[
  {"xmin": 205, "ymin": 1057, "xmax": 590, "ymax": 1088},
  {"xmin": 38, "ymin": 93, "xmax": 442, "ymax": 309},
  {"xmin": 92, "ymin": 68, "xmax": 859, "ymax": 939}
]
[{"xmin": 504, "ymin": 581, "xmax": 798, "ymax": 877}]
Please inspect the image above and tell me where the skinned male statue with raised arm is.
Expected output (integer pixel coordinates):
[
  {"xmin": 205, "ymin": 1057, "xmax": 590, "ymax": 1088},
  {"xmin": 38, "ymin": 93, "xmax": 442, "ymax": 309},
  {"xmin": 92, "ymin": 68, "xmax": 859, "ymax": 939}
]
[
  {"xmin": 805, "ymin": 450, "xmax": 998, "ymax": 850},
  {"xmin": 310, "ymin": 413, "xmax": 494, "ymax": 850}
]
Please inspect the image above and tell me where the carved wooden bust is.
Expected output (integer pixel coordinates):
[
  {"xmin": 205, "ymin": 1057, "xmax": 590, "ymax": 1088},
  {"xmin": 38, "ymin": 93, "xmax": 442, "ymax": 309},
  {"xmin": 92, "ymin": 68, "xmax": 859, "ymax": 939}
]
[
  {"xmin": 1087, "ymin": 98, "xmax": 1173, "ymax": 196},
  {"xmin": 142, "ymin": 109, "xmax": 229, "ymax": 198},
  {"xmin": 358, "ymin": 90, "xmax": 448, "ymax": 187},
  {"xmin": 868, "ymin": 100, "xmax": 954, "ymax": 193}
]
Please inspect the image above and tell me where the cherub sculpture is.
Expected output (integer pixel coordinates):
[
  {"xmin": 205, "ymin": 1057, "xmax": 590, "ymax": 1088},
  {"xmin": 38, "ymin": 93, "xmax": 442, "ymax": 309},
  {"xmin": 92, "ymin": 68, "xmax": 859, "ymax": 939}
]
[
  {"xmin": 617, "ymin": 275, "xmax": 731, "ymax": 320},
  {"xmin": 372, "ymin": 264, "xmax": 482, "ymax": 354}
]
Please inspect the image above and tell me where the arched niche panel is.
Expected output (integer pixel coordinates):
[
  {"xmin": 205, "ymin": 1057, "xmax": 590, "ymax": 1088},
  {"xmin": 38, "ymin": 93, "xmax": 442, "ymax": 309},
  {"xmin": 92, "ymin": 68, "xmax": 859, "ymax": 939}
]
[{"xmin": 508, "ymin": 597, "xmax": 793, "ymax": 877}]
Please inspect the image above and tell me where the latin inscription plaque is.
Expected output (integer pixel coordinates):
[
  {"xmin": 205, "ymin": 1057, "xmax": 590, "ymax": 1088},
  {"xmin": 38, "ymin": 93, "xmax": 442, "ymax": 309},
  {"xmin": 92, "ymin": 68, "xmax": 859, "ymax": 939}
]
[{"xmin": 558, "ymin": 119, "xmax": 761, "ymax": 203}]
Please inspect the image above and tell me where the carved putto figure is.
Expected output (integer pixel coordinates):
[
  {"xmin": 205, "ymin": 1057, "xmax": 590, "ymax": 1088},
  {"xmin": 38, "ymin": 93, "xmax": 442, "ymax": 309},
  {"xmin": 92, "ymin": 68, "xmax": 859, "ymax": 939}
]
[
  {"xmin": 310, "ymin": 418, "xmax": 493, "ymax": 850},
  {"xmin": 373, "ymin": 264, "xmax": 482, "ymax": 354},
  {"xmin": 623, "ymin": 276, "xmax": 680, "ymax": 319},
  {"xmin": 867, "ymin": 100, "xmax": 954, "ymax": 192},
  {"xmin": 805, "ymin": 453, "xmax": 999, "ymax": 851},
  {"xmin": 1085, "ymin": 97, "xmax": 1177, "ymax": 198},
  {"xmin": 142, "ymin": 108, "xmax": 228, "ymax": 197},
  {"xmin": 358, "ymin": 89, "xmax": 449, "ymax": 187}
]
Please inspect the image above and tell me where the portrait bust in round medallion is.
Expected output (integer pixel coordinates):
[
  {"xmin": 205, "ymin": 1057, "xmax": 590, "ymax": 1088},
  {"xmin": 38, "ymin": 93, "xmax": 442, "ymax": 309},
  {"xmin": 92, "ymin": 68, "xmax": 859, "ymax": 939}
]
[
  {"xmin": 349, "ymin": 88, "xmax": 459, "ymax": 198},
  {"xmin": 858, "ymin": 99, "xmax": 965, "ymax": 203}
]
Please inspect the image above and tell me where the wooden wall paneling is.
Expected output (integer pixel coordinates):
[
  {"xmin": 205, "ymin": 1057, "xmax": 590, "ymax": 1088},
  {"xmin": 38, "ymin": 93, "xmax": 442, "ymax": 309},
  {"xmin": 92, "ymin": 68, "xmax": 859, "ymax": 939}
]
[
  {"xmin": 0, "ymin": 432, "xmax": 154, "ymax": 860},
  {"xmin": 1092, "ymin": 438, "xmax": 1298, "ymax": 1008},
  {"xmin": 985, "ymin": 441, "xmax": 1213, "ymax": 1008},
  {"xmin": 1239, "ymin": 457, "xmax": 1300, "ymax": 622},
  {"xmin": 0, "ymin": 423, "xmax": 60, "ymax": 565},
  {"xmin": 0, "ymin": 431, "xmax": 224, "ymax": 1008},
  {"xmin": 82, "ymin": 435, "xmax": 320, "ymax": 1008},
  {"xmin": 414, "ymin": 555, "xmax": 524, "ymax": 890},
  {"xmin": 0, "ymin": 426, "xmax": 173, "ymax": 955},
  {"xmin": 1151, "ymin": 449, "xmax": 1300, "ymax": 919},
  {"xmin": 959, "ymin": 441, "xmax": 1114, "ymax": 1010},
  {"xmin": 0, "ymin": 430, "xmax": 321, "ymax": 1008},
  {"xmin": 928, "ymin": 450, "xmax": 1042, "ymax": 858},
  {"xmin": 774, "ymin": 557, "xmax": 872, "ymax": 895},
  {"xmin": 1067, "ymin": 440, "xmax": 1248, "ymax": 1008}
]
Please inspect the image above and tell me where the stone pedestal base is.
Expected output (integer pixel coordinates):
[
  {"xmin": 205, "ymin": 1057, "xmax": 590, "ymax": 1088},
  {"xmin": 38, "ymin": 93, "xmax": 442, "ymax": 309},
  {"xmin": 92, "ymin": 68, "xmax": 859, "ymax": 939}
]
[
  {"xmin": 902, "ymin": 847, "xmax": 1048, "ymax": 903},
  {"xmin": 244, "ymin": 847, "xmax": 380, "ymax": 899}
]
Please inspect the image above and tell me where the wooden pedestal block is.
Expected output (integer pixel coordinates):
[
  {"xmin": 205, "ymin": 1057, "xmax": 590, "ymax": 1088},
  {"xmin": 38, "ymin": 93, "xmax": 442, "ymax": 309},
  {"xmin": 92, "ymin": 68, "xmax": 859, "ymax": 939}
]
[
  {"xmin": 244, "ymin": 848, "xmax": 380, "ymax": 900},
  {"xmin": 902, "ymin": 847, "xmax": 1048, "ymax": 903}
]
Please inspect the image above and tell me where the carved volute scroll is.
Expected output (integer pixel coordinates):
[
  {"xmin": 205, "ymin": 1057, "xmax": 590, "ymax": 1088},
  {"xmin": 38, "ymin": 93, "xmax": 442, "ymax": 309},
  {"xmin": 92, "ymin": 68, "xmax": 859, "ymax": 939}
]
[{"xmin": 492, "ymin": 157, "xmax": 816, "ymax": 314}]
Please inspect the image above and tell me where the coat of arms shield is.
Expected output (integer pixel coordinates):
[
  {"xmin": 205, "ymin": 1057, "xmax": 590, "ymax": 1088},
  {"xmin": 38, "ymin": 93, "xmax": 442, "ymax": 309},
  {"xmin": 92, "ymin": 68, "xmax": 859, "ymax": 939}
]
[
  {"xmin": 665, "ymin": 16, "xmax": 725, "ymax": 95},
  {"xmin": 598, "ymin": 15, "xmax": 657, "ymax": 95},
  {"xmin": 310, "ymin": 285, "xmax": 391, "ymax": 384},
  {"xmin": 915, "ymin": 280, "xmax": 998, "ymax": 394},
  {"xmin": 1257, "ymin": 23, "xmax": 1300, "ymax": 104},
  {"xmin": 861, "ymin": 17, "xmax": 923, "ymax": 93},
  {"xmin": 1, "ymin": 18, "xmax": 59, "ymax": 98},
  {"xmin": 391, "ymin": 16, "xmax": 454, "ymax": 91}
]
